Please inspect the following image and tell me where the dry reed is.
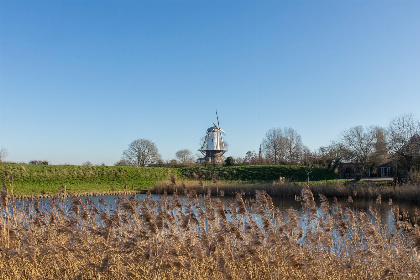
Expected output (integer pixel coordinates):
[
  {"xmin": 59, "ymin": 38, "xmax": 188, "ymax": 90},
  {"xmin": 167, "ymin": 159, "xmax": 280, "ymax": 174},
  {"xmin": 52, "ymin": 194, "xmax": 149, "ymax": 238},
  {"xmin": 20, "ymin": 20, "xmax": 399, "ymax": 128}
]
[{"xmin": 0, "ymin": 184, "xmax": 419, "ymax": 279}]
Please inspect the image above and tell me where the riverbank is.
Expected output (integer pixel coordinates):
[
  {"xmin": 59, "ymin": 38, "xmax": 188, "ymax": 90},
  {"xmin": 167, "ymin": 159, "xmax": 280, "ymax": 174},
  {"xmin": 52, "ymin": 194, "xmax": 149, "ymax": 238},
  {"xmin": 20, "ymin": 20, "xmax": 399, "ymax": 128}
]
[
  {"xmin": 2, "ymin": 164, "xmax": 418, "ymax": 203},
  {"xmin": 153, "ymin": 179, "xmax": 420, "ymax": 203}
]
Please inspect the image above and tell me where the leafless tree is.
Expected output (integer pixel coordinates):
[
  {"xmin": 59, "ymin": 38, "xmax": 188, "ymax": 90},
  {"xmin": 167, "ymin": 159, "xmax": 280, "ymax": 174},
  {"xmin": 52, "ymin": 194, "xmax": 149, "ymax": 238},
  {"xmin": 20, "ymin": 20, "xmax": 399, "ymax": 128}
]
[
  {"xmin": 387, "ymin": 113, "xmax": 420, "ymax": 154},
  {"xmin": 283, "ymin": 127, "xmax": 303, "ymax": 164},
  {"xmin": 244, "ymin": 151, "xmax": 258, "ymax": 165},
  {"xmin": 175, "ymin": 149, "xmax": 194, "ymax": 164},
  {"xmin": 301, "ymin": 146, "xmax": 314, "ymax": 165},
  {"xmin": 262, "ymin": 127, "xmax": 303, "ymax": 164},
  {"xmin": 315, "ymin": 142, "xmax": 347, "ymax": 171},
  {"xmin": 340, "ymin": 125, "xmax": 376, "ymax": 164},
  {"xmin": 0, "ymin": 147, "xmax": 8, "ymax": 162},
  {"xmin": 114, "ymin": 159, "xmax": 130, "ymax": 166},
  {"xmin": 122, "ymin": 139, "xmax": 161, "ymax": 167},
  {"xmin": 262, "ymin": 128, "xmax": 287, "ymax": 164}
]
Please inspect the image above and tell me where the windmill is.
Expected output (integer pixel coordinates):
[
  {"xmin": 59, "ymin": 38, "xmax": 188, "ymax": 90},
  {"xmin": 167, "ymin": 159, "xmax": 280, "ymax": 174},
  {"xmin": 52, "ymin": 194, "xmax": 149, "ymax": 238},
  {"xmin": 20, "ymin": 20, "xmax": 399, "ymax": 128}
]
[{"xmin": 198, "ymin": 111, "xmax": 227, "ymax": 164}]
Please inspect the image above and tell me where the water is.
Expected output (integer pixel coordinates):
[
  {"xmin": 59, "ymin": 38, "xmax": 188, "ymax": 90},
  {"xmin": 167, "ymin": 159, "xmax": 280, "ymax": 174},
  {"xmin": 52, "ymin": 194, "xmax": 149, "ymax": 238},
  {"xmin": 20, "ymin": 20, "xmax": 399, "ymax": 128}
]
[{"xmin": 5, "ymin": 193, "xmax": 420, "ymax": 228}]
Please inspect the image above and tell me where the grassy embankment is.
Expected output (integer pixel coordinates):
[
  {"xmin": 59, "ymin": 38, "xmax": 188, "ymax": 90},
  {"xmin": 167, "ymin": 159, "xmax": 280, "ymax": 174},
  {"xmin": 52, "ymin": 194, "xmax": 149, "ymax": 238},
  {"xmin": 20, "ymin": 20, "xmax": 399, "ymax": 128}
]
[
  {"xmin": 0, "ymin": 164, "xmax": 178, "ymax": 196},
  {"xmin": 0, "ymin": 164, "xmax": 338, "ymax": 196},
  {"xmin": 2, "ymin": 164, "xmax": 419, "ymax": 202}
]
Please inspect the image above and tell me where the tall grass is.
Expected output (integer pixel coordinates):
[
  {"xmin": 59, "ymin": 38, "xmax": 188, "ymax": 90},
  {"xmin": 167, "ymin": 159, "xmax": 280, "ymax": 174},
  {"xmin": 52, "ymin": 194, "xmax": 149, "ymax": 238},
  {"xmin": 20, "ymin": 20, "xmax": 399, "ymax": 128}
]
[
  {"xmin": 154, "ymin": 179, "xmax": 420, "ymax": 203},
  {"xmin": 1, "ymin": 181, "xmax": 419, "ymax": 279}
]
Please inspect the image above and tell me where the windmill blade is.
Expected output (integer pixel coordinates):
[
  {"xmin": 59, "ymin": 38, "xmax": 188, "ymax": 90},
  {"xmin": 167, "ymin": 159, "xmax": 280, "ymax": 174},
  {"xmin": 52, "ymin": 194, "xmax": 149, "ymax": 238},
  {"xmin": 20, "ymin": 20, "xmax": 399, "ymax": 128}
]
[
  {"xmin": 200, "ymin": 133, "xmax": 209, "ymax": 150},
  {"xmin": 216, "ymin": 110, "xmax": 220, "ymax": 128}
]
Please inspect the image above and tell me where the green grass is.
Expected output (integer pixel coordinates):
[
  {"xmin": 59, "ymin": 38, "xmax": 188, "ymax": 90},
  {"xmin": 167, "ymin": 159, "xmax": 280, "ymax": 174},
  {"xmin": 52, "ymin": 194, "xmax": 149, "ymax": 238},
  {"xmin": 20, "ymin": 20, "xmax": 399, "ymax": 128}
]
[
  {"xmin": 1, "ymin": 164, "xmax": 180, "ymax": 195},
  {"xmin": 1, "ymin": 163, "xmax": 339, "ymax": 196},
  {"xmin": 179, "ymin": 165, "xmax": 339, "ymax": 182}
]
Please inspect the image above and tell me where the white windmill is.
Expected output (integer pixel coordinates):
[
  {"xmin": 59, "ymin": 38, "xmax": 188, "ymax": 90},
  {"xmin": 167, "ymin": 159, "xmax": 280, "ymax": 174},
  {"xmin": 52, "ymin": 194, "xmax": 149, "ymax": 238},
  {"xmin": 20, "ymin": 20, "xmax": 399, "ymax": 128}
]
[{"xmin": 198, "ymin": 111, "xmax": 227, "ymax": 164}]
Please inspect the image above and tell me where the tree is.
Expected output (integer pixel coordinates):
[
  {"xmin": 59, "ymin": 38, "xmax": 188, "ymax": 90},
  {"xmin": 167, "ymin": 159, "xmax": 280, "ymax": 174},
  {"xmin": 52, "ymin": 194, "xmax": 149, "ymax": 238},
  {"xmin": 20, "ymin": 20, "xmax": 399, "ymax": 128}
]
[
  {"xmin": 262, "ymin": 128, "xmax": 286, "ymax": 164},
  {"xmin": 114, "ymin": 159, "xmax": 130, "ymax": 166},
  {"xmin": 225, "ymin": 156, "xmax": 235, "ymax": 166},
  {"xmin": 283, "ymin": 127, "xmax": 303, "ymax": 164},
  {"xmin": 0, "ymin": 147, "xmax": 8, "ymax": 162},
  {"xmin": 122, "ymin": 139, "xmax": 161, "ymax": 167},
  {"xmin": 244, "ymin": 151, "xmax": 257, "ymax": 165},
  {"xmin": 262, "ymin": 127, "xmax": 304, "ymax": 164},
  {"xmin": 387, "ymin": 113, "xmax": 420, "ymax": 154},
  {"xmin": 175, "ymin": 149, "xmax": 194, "ymax": 164},
  {"xmin": 340, "ymin": 125, "xmax": 376, "ymax": 164},
  {"xmin": 315, "ymin": 142, "xmax": 347, "ymax": 171},
  {"xmin": 387, "ymin": 114, "xmax": 420, "ymax": 181}
]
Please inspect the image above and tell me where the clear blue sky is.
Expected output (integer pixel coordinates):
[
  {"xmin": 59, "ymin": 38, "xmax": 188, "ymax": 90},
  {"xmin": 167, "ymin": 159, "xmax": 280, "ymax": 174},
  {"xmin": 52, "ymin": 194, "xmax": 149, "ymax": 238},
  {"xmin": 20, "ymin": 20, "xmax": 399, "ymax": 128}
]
[{"xmin": 1, "ymin": 0, "xmax": 419, "ymax": 165}]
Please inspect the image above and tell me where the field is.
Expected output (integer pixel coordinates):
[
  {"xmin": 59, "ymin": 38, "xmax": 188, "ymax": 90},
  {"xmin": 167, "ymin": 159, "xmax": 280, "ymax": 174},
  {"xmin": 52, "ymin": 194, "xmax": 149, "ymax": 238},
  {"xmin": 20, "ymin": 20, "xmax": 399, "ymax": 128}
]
[{"xmin": 1, "ymin": 185, "xmax": 419, "ymax": 279}]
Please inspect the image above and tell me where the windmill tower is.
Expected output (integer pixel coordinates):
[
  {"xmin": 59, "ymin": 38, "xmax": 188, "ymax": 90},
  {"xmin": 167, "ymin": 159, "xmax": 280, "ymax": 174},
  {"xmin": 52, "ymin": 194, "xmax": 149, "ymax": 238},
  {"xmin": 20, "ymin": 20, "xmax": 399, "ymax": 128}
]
[{"xmin": 198, "ymin": 111, "xmax": 227, "ymax": 164}]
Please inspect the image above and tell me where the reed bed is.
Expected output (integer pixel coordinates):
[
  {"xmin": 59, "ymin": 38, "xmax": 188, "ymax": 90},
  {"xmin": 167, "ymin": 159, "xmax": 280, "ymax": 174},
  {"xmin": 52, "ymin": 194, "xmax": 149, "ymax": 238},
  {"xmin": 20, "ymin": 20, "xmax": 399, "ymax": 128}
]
[
  {"xmin": 1, "ymin": 183, "xmax": 420, "ymax": 279},
  {"xmin": 154, "ymin": 179, "xmax": 420, "ymax": 203}
]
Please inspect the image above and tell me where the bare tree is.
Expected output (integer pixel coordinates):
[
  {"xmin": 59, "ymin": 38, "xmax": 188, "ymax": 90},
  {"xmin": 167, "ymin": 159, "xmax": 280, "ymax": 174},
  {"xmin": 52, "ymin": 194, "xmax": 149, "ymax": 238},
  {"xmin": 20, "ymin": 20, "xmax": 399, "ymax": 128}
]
[
  {"xmin": 301, "ymin": 146, "xmax": 314, "ymax": 166},
  {"xmin": 340, "ymin": 125, "xmax": 376, "ymax": 164},
  {"xmin": 262, "ymin": 128, "xmax": 287, "ymax": 164},
  {"xmin": 316, "ymin": 142, "xmax": 347, "ymax": 171},
  {"xmin": 283, "ymin": 127, "xmax": 303, "ymax": 164},
  {"xmin": 175, "ymin": 149, "xmax": 194, "ymax": 164},
  {"xmin": 387, "ymin": 113, "xmax": 420, "ymax": 154},
  {"xmin": 114, "ymin": 159, "xmax": 130, "ymax": 166},
  {"xmin": 262, "ymin": 127, "xmax": 303, "ymax": 164},
  {"xmin": 122, "ymin": 139, "xmax": 161, "ymax": 167},
  {"xmin": 244, "ymin": 151, "xmax": 258, "ymax": 165},
  {"xmin": 0, "ymin": 147, "xmax": 8, "ymax": 162}
]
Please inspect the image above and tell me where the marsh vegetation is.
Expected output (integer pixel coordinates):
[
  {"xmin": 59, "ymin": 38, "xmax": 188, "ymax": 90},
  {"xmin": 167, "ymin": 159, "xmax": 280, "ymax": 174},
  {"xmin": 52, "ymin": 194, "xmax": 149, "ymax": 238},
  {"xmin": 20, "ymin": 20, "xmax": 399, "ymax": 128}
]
[{"xmin": 1, "ymin": 183, "xmax": 419, "ymax": 279}]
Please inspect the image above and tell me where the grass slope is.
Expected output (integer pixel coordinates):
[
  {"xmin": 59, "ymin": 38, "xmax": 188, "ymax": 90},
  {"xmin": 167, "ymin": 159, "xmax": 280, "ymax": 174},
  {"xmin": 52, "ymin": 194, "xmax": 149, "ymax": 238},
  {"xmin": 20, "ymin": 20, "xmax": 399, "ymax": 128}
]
[
  {"xmin": 0, "ymin": 164, "xmax": 178, "ymax": 195},
  {"xmin": 0, "ymin": 164, "xmax": 338, "ymax": 196},
  {"xmin": 179, "ymin": 165, "xmax": 339, "ymax": 182}
]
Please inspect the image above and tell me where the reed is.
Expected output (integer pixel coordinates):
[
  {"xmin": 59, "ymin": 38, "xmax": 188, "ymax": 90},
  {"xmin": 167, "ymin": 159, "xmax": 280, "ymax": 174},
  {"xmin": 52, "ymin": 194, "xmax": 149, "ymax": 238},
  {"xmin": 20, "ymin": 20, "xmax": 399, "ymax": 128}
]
[
  {"xmin": 154, "ymin": 179, "xmax": 420, "ymax": 203},
  {"xmin": 1, "ymin": 181, "xmax": 419, "ymax": 279}
]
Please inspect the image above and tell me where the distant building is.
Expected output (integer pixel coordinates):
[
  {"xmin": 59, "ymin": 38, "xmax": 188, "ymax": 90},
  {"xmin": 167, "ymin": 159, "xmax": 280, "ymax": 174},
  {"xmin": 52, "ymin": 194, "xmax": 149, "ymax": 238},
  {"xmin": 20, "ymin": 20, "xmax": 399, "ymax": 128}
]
[
  {"xmin": 197, "ymin": 112, "xmax": 227, "ymax": 164},
  {"xmin": 338, "ymin": 162, "xmax": 370, "ymax": 179}
]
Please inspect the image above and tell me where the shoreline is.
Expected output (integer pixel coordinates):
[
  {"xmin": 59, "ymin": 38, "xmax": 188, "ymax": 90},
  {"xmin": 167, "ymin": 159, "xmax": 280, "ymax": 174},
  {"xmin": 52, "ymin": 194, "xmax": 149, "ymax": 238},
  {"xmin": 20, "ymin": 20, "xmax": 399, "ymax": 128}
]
[{"xmin": 5, "ymin": 180, "xmax": 418, "ymax": 205}]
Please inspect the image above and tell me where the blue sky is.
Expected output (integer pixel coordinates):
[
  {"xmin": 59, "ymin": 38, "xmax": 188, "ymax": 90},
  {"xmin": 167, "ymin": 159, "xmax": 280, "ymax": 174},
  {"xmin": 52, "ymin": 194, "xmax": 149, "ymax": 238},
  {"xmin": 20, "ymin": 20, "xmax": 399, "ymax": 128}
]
[{"xmin": 1, "ymin": 0, "xmax": 419, "ymax": 165}]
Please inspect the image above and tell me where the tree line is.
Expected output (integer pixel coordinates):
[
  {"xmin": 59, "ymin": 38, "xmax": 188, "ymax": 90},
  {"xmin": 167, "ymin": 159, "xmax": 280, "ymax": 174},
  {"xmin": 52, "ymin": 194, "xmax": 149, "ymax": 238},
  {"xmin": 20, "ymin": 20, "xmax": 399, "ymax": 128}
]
[
  {"xmin": 255, "ymin": 113, "xmax": 420, "ymax": 177},
  {"xmin": 115, "ymin": 113, "xmax": 419, "ymax": 175}
]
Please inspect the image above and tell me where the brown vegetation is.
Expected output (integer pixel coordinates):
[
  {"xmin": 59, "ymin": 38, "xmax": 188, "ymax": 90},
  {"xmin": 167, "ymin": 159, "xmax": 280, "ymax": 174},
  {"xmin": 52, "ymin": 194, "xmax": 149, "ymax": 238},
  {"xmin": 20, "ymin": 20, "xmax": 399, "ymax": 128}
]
[
  {"xmin": 1, "ymin": 182, "xmax": 420, "ymax": 279},
  {"xmin": 154, "ymin": 179, "xmax": 420, "ymax": 203}
]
